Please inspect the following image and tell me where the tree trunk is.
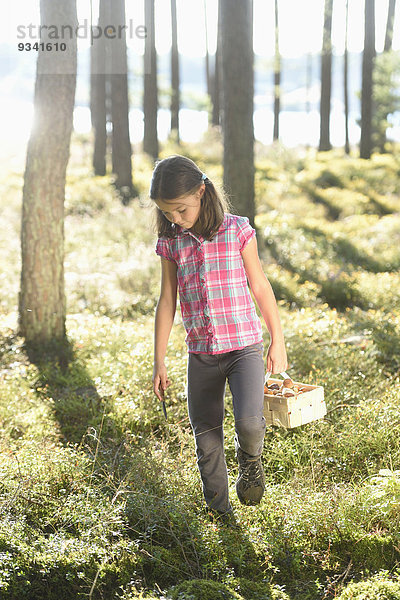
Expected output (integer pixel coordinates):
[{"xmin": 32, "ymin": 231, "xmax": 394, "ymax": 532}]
[
  {"xmin": 211, "ymin": 0, "xmax": 222, "ymax": 127},
  {"xmin": 344, "ymin": 0, "xmax": 350, "ymax": 154},
  {"xmin": 204, "ymin": 0, "xmax": 211, "ymax": 98},
  {"xmin": 90, "ymin": 0, "xmax": 107, "ymax": 176},
  {"xmin": 204, "ymin": 0, "xmax": 213, "ymax": 125},
  {"xmin": 143, "ymin": 0, "xmax": 159, "ymax": 159},
  {"xmin": 18, "ymin": 0, "xmax": 77, "ymax": 346},
  {"xmin": 360, "ymin": 0, "xmax": 376, "ymax": 159},
  {"xmin": 273, "ymin": 0, "xmax": 281, "ymax": 142},
  {"xmin": 110, "ymin": 0, "xmax": 134, "ymax": 201},
  {"xmin": 384, "ymin": 0, "xmax": 396, "ymax": 52},
  {"xmin": 170, "ymin": 0, "xmax": 180, "ymax": 142},
  {"xmin": 221, "ymin": 0, "xmax": 255, "ymax": 225},
  {"xmin": 319, "ymin": 0, "xmax": 333, "ymax": 151}
]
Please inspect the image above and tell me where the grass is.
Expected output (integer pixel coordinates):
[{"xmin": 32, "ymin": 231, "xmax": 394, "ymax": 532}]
[{"xmin": 0, "ymin": 133, "xmax": 400, "ymax": 599}]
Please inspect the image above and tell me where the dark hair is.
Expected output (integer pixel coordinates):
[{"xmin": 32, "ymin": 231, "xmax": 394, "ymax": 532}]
[{"xmin": 150, "ymin": 155, "xmax": 230, "ymax": 240}]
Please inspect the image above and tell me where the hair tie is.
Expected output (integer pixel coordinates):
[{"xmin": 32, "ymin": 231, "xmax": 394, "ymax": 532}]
[{"xmin": 201, "ymin": 173, "xmax": 207, "ymax": 182}]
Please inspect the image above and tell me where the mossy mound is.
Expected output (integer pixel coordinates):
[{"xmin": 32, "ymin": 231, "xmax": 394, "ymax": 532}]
[
  {"xmin": 233, "ymin": 578, "xmax": 291, "ymax": 600},
  {"xmin": 167, "ymin": 578, "xmax": 290, "ymax": 600},
  {"xmin": 167, "ymin": 580, "xmax": 242, "ymax": 600},
  {"xmin": 338, "ymin": 574, "xmax": 400, "ymax": 599}
]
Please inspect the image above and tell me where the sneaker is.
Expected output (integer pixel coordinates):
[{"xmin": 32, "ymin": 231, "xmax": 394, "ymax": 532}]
[{"xmin": 236, "ymin": 447, "xmax": 265, "ymax": 505}]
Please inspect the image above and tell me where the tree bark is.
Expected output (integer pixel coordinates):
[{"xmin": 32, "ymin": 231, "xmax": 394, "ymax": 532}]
[
  {"xmin": 211, "ymin": 0, "xmax": 222, "ymax": 127},
  {"xmin": 344, "ymin": 0, "xmax": 350, "ymax": 154},
  {"xmin": 90, "ymin": 0, "xmax": 107, "ymax": 176},
  {"xmin": 221, "ymin": 0, "xmax": 255, "ymax": 226},
  {"xmin": 204, "ymin": 0, "xmax": 213, "ymax": 126},
  {"xmin": 360, "ymin": 0, "xmax": 376, "ymax": 159},
  {"xmin": 204, "ymin": 0, "xmax": 211, "ymax": 98},
  {"xmin": 170, "ymin": 0, "xmax": 180, "ymax": 141},
  {"xmin": 18, "ymin": 0, "xmax": 77, "ymax": 346},
  {"xmin": 143, "ymin": 0, "xmax": 159, "ymax": 159},
  {"xmin": 273, "ymin": 0, "xmax": 281, "ymax": 142},
  {"xmin": 384, "ymin": 0, "xmax": 396, "ymax": 52},
  {"xmin": 319, "ymin": 0, "xmax": 333, "ymax": 151},
  {"xmin": 109, "ymin": 0, "xmax": 134, "ymax": 200}
]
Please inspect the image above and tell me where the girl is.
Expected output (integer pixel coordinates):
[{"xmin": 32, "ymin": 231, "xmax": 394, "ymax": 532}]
[{"xmin": 151, "ymin": 155, "xmax": 287, "ymax": 518}]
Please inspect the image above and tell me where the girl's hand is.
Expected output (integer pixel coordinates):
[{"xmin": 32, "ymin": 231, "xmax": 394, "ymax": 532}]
[
  {"xmin": 266, "ymin": 339, "xmax": 288, "ymax": 375},
  {"xmin": 153, "ymin": 363, "xmax": 171, "ymax": 401}
]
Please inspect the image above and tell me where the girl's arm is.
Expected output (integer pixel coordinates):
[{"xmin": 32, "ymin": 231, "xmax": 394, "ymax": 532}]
[
  {"xmin": 241, "ymin": 237, "xmax": 288, "ymax": 374},
  {"xmin": 153, "ymin": 257, "xmax": 178, "ymax": 401}
]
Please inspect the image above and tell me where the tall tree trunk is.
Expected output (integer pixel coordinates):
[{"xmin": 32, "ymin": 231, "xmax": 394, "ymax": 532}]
[
  {"xmin": 19, "ymin": 0, "xmax": 77, "ymax": 346},
  {"xmin": 110, "ymin": 0, "xmax": 134, "ymax": 200},
  {"xmin": 143, "ymin": 0, "xmax": 158, "ymax": 159},
  {"xmin": 344, "ymin": 0, "xmax": 350, "ymax": 154},
  {"xmin": 204, "ymin": 0, "xmax": 211, "ymax": 98},
  {"xmin": 211, "ymin": 0, "xmax": 221, "ymax": 127},
  {"xmin": 221, "ymin": 0, "xmax": 255, "ymax": 225},
  {"xmin": 319, "ymin": 0, "xmax": 333, "ymax": 151},
  {"xmin": 360, "ymin": 0, "xmax": 376, "ymax": 159},
  {"xmin": 204, "ymin": 0, "xmax": 213, "ymax": 125},
  {"xmin": 273, "ymin": 0, "xmax": 281, "ymax": 142},
  {"xmin": 90, "ymin": 0, "xmax": 107, "ymax": 176},
  {"xmin": 170, "ymin": 0, "xmax": 180, "ymax": 142},
  {"xmin": 384, "ymin": 0, "xmax": 396, "ymax": 52}
]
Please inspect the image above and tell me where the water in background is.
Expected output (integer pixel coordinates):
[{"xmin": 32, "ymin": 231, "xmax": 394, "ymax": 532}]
[
  {"xmin": 2, "ymin": 98, "xmax": 400, "ymax": 163},
  {"xmin": 42, "ymin": 104, "xmax": 368, "ymax": 147}
]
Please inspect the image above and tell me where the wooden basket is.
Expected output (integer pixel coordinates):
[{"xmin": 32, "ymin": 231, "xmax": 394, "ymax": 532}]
[{"xmin": 263, "ymin": 371, "xmax": 326, "ymax": 429}]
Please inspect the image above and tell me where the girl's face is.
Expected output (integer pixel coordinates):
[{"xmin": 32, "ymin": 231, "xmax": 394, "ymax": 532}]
[{"xmin": 156, "ymin": 185, "xmax": 204, "ymax": 230}]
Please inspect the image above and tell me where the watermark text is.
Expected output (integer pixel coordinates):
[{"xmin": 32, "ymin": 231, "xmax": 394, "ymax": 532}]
[{"xmin": 17, "ymin": 19, "xmax": 147, "ymax": 41}]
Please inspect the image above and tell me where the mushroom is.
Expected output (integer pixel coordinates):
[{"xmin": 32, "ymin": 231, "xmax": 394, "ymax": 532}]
[
  {"xmin": 268, "ymin": 383, "xmax": 280, "ymax": 390},
  {"xmin": 282, "ymin": 386, "xmax": 295, "ymax": 397}
]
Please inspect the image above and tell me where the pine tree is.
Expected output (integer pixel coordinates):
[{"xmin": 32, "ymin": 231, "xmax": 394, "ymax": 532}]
[
  {"xmin": 360, "ymin": 0, "xmax": 376, "ymax": 159},
  {"xmin": 143, "ymin": 0, "xmax": 159, "ymax": 159},
  {"xmin": 220, "ymin": 0, "xmax": 255, "ymax": 225},
  {"xmin": 19, "ymin": 0, "xmax": 77, "ymax": 348},
  {"xmin": 319, "ymin": 0, "xmax": 333, "ymax": 151}
]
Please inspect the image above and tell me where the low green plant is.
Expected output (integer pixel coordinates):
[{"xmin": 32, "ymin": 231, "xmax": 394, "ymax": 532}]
[
  {"xmin": 337, "ymin": 572, "xmax": 400, "ymax": 599},
  {"xmin": 361, "ymin": 470, "xmax": 400, "ymax": 529}
]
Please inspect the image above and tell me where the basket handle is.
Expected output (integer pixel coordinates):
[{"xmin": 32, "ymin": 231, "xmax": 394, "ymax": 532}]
[{"xmin": 264, "ymin": 370, "xmax": 292, "ymax": 385}]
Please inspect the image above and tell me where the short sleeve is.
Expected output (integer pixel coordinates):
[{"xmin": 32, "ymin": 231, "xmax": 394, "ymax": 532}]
[
  {"xmin": 236, "ymin": 216, "xmax": 256, "ymax": 252},
  {"xmin": 155, "ymin": 237, "xmax": 175, "ymax": 262}
]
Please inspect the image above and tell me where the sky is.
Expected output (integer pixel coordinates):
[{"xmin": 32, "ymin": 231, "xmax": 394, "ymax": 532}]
[{"xmin": 5, "ymin": 0, "xmax": 400, "ymax": 57}]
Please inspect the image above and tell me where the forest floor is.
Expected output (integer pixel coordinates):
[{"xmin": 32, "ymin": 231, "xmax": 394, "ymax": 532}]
[{"xmin": 0, "ymin": 132, "xmax": 400, "ymax": 599}]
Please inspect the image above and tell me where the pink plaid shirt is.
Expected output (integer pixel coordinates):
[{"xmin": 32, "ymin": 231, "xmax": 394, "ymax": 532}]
[{"xmin": 155, "ymin": 213, "xmax": 263, "ymax": 354}]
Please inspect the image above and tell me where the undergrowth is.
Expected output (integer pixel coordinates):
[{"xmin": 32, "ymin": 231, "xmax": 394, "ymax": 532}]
[{"xmin": 0, "ymin": 134, "xmax": 399, "ymax": 599}]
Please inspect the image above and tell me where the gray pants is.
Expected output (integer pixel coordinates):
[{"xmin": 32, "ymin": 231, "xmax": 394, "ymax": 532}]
[{"xmin": 187, "ymin": 342, "xmax": 266, "ymax": 513}]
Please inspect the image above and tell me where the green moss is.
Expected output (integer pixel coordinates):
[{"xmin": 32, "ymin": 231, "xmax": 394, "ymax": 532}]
[
  {"xmin": 167, "ymin": 579, "xmax": 243, "ymax": 600},
  {"xmin": 338, "ymin": 574, "xmax": 400, "ymax": 599},
  {"xmin": 167, "ymin": 578, "xmax": 292, "ymax": 600},
  {"xmin": 332, "ymin": 534, "xmax": 400, "ymax": 573},
  {"xmin": 233, "ymin": 578, "xmax": 291, "ymax": 600}
]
